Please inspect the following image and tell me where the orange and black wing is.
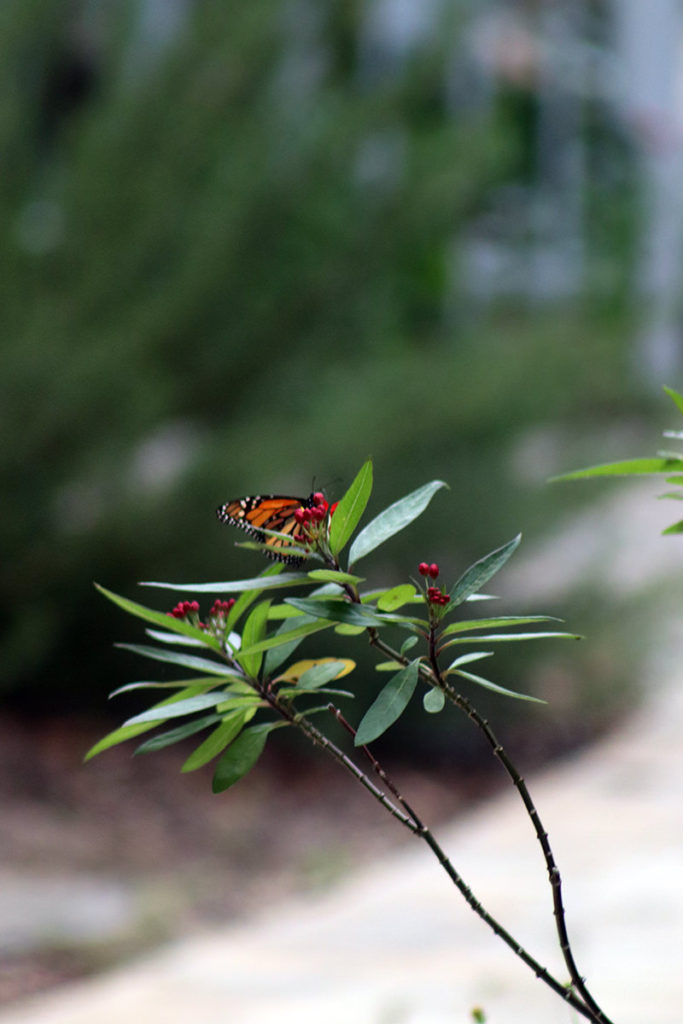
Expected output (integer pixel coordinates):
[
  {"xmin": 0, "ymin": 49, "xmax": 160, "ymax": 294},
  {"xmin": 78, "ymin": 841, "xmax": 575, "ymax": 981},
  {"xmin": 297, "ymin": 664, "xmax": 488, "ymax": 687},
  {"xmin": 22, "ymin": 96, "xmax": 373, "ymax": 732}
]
[{"xmin": 216, "ymin": 494, "xmax": 314, "ymax": 564}]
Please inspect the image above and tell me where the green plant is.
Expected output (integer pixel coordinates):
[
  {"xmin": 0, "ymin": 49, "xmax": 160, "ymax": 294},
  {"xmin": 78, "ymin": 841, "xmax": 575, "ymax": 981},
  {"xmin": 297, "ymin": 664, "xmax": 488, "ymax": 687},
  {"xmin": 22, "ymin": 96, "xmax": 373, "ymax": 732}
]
[
  {"xmin": 553, "ymin": 385, "xmax": 683, "ymax": 534},
  {"xmin": 90, "ymin": 460, "xmax": 613, "ymax": 1024}
]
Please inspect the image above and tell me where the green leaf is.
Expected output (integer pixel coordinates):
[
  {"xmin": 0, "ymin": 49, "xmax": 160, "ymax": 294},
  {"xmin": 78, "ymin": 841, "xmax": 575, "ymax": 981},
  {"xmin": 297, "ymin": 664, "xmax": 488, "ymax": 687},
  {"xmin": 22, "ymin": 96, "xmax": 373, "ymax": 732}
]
[
  {"xmin": 377, "ymin": 584, "xmax": 417, "ymax": 611},
  {"xmin": 297, "ymin": 660, "xmax": 350, "ymax": 690},
  {"xmin": 328, "ymin": 460, "xmax": 373, "ymax": 556},
  {"xmin": 423, "ymin": 688, "xmax": 445, "ymax": 714},
  {"xmin": 286, "ymin": 597, "xmax": 385, "ymax": 628},
  {"xmin": 441, "ymin": 615, "xmax": 560, "ymax": 637},
  {"xmin": 124, "ymin": 692, "xmax": 239, "ymax": 726},
  {"xmin": 401, "ymin": 635, "xmax": 419, "ymax": 654},
  {"xmin": 442, "ymin": 630, "xmax": 580, "ymax": 648},
  {"xmin": 116, "ymin": 643, "xmax": 232, "ymax": 677},
  {"xmin": 140, "ymin": 571, "xmax": 311, "ymax": 594},
  {"xmin": 237, "ymin": 600, "xmax": 271, "ymax": 677},
  {"xmin": 84, "ymin": 684, "xmax": 210, "ymax": 760},
  {"xmin": 212, "ymin": 722, "xmax": 283, "ymax": 792},
  {"xmin": 449, "ymin": 536, "xmax": 521, "ymax": 608},
  {"xmin": 448, "ymin": 651, "xmax": 494, "ymax": 669},
  {"xmin": 145, "ymin": 629, "xmax": 205, "ymax": 647},
  {"xmin": 95, "ymin": 584, "xmax": 221, "ymax": 652},
  {"xmin": 355, "ymin": 660, "xmax": 419, "ymax": 745},
  {"xmin": 450, "ymin": 667, "xmax": 544, "ymax": 703},
  {"xmin": 348, "ymin": 480, "xmax": 447, "ymax": 567},
  {"xmin": 108, "ymin": 676, "xmax": 244, "ymax": 698},
  {"xmin": 182, "ymin": 709, "xmax": 256, "ymax": 772},
  {"xmin": 278, "ymin": 686, "xmax": 353, "ymax": 700},
  {"xmin": 663, "ymin": 384, "xmax": 683, "ymax": 414},
  {"xmin": 240, "ymin": 616, "xmax": 333, "ymax": 664},
  {"xmin": 135, "ymin": 714, "xmax": 220, "ymax": 754},
  {"xmin": 334, "ymin": 623, "xmax": 366, "ymax": 636},
  {"xmin": 551, "ymin": 457, "xmax": 683, "ymax": 482},
  {"xmin": 263, "ymin": 614, "xmax": 315, "ymax": 675},
  {"xmin": 307, "ymin": 569, "xmax": 364, "ymax": 585},
  {"xmin": 662, "ymin": 519, "xmax": 683, "ymax": 534}
]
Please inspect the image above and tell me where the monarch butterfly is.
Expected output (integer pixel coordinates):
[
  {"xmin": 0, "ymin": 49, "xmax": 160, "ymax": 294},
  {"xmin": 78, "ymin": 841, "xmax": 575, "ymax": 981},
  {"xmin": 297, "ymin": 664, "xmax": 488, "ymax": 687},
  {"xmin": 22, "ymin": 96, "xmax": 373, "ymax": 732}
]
[{"xmin": 216, "ymin": 493, "xmax": 317, "ymax": 564}]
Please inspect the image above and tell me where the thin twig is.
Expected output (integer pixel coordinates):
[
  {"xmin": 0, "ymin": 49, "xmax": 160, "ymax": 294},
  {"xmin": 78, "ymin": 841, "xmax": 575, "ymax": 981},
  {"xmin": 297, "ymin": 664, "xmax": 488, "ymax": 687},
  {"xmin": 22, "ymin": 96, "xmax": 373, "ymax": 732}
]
[
  {"xmin": 367, "ymin": 627, "xmax": 613, "ymax": 1024},
  {"xmin": 324, "ymin": 704, "xmax": 601, "ymax": 1022}
]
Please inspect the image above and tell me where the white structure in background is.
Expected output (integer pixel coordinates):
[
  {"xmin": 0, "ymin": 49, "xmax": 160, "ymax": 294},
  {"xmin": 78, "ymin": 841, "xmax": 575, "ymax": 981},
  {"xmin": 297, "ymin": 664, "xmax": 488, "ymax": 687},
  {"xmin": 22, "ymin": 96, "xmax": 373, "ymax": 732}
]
[
  {"xmin": 460, "ymin": 0, "xmax": 683, "ymax": 382},
  {"xmin": 611, "ymin": 0, "xmax": 683, "ymax": 381},
  {"xmin": 461, "ymin": 4, "xmax": 589, "ymax": 303}
]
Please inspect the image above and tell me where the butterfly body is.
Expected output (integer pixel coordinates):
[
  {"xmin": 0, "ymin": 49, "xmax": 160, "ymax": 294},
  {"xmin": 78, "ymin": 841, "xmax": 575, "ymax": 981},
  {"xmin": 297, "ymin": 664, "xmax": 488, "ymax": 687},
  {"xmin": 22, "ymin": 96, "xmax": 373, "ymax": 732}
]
[{"xmin": 216, "ymin": 493, "xmax": 316, "ymax": 564}]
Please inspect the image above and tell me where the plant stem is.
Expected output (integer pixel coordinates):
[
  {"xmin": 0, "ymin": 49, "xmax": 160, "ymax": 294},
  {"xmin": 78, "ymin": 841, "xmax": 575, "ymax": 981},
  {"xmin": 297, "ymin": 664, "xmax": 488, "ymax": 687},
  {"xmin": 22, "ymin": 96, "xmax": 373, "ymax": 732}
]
[
  {"xmin": 366, "ymin": 628, "xmax": 613, "ymax": 1024},
  {"xmin": 330, "ymin": 558, "xmax": 612, "ymax": 1022},
  {"xmin": 322, "ymin": 706, "xmax": 602, "ymax": 1023},
  {"xmin": 260, "ymin": 686, "xmax": 419, "ymax": 833}
]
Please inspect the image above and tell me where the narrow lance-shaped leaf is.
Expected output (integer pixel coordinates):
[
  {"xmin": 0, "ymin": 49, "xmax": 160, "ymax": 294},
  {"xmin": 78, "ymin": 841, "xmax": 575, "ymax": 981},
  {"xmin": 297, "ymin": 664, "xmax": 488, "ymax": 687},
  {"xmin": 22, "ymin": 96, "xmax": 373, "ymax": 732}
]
[
  {"xmin": 140, "ymin": 571, "xmax": 312, "ymax": 594},
  {"xmin": 449, "ymin": 667, "xmax": 544, "ymax": 703},
  {"xmin": 286, "ymin": 597, "xmax": 386, "ymax": 628},
  {"xmin": 328, "ymin": 460, "xmax": 373, "ymax": 556},
  {"xmin": 237, "ymin": 600, "xmax": 271, "ymax": 678},
  {"xmin": 550, "ymin": 457, "xmax": 683, "ymax": 482},
  {"xmin": 307, "ymin": 569, "xmax": 364, "ymax": 585},
  {"xmin": 95, "ymin": 584, "xmax": 221, "ymax": 652},
  {"xmin": 440, "ymin": 615, "xmax": 560, "ymax": 637},
  {"xmin": 182, "ymin": 708, "xmax": 256, "ymax": 773},
  {"xmin": 108, "ymin": 675, "xmax": 246, "ymax": 698},
  {"xmin": 212, "ymin": 722, "xmax": 284, "ymax": 793},
  {"xmin": 84, "ymin": 683, "xmax": 211, "ymax": 761},
  {"xmin": 135, "ymin": 714, "xmax": 221, "ymax": 755},
  {"xmin": 241, "ymin": 616, "xmax": 334, "ymax": 665},
  {"xmin": 355, "ymin": 660, "xmax": 419, "ymax": 746},
  {"xmin": 116, "ymin": 643, "xmax": 233, "ymax": 677},
  {"xmin": 441, "ymin": 630, "xmax": 580, "ymax": 649},
  {"xmin": 663, "ymin": 384, "xmax": 683, "ymax": 414},
  {"xmin": 448, "ymin": 535, "xmax": 521, "ymax": 609},
  {"xmin": 123, "ymin": 692, "xmax": 242, "ymax": 727},
  {"xmin": 348, "ymin": 479, "xmax": 447, "ymax": 567}
]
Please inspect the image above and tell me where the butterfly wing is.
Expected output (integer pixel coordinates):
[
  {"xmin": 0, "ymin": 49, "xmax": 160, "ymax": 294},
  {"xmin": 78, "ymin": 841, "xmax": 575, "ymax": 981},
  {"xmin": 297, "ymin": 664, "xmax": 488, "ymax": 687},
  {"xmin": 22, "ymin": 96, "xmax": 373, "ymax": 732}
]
[{"xmin": 216, "ymin": 494, "xmax": 314, "ymax": 564}]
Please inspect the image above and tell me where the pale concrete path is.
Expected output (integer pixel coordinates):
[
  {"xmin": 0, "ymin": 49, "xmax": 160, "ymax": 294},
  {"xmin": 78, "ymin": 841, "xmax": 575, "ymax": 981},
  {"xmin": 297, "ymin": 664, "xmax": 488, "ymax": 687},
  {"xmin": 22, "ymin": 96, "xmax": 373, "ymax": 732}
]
[
  {"xmin": 2, "ymin": 646, "xmax": 681, "ymax": 1024},
  {"xmin": 3, "ymin": 484, "xmax": 681, "ymax": 1023}
]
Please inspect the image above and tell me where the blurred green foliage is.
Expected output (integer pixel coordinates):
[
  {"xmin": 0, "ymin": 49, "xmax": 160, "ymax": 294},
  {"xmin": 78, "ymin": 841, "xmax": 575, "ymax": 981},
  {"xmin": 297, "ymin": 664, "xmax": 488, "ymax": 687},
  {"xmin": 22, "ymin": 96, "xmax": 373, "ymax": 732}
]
[{"xmin": 0, "ymin": 1, "xmax": 656, "ymax": 753}]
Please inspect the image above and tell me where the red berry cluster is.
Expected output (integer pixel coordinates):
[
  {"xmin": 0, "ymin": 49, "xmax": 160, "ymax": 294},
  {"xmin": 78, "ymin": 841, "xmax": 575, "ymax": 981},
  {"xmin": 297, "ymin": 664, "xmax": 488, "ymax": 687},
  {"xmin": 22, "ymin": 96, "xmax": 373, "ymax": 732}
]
[
  {"xmin": 293, "ymin": 492, "xmax": 336, "ymax": 544},
  {"xmin": 209, "ymin": 598, "xmax": 235, "ymax": 617},
  {"xmin": 167, "ymin": 598, "xmax": 235, "ymax": 634},
  {"xmin": 418, "ymin": 562, "xmax": 449, "ymax": 606},
  {"xmin": 168, "ymin": 600, "xmax": 200, "ymax": 619}
]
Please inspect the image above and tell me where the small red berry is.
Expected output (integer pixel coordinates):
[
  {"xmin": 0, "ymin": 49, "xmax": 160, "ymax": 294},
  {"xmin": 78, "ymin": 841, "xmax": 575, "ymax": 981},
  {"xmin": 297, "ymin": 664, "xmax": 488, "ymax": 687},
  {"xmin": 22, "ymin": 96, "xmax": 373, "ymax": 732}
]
[
  {"xmin": 428, "ymin": 564, "xmax": 439, "ymax": 579},
  {"xmin": 294, "ymin": 508, "xmax": 305, "ymax": 524},
  {"xmin": 313, "ymin": 491, "xmax": 325, "ymax": 506},
  {"xmin": 418, "ymin": 562, "xmax": 430, "ymax": 576}
]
